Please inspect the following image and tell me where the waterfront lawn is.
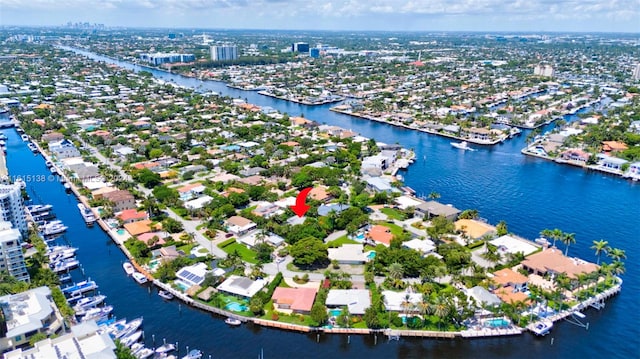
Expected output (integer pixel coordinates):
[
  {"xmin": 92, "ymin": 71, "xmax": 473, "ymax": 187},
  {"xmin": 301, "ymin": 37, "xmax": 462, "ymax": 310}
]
[
  {"xmin": 261, "ymin": 300, "xmax": 316, "ymax": 326},
  {"xmin": 327, "ymin": 235, "xmax": 359, "ymax": 247},
  {"xmin": 380, "ymin": 207, "xmax": 407, "ymax": 221},
  {"xmin": 218, "ymin": 240, "xmax": 259, "ymax": 264}
]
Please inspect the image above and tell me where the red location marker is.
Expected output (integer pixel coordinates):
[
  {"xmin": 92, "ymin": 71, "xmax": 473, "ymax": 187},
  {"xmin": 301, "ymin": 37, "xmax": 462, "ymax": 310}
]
[{"xmin": 290, "ymin": 187, "xmax": 313, "ymax": 217}]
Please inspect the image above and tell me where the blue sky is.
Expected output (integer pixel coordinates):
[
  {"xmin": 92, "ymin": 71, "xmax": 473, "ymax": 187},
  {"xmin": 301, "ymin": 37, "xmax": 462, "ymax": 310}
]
[{"xmin": 1, "ymin": 0, "xmax": 639, "ymax": 32}]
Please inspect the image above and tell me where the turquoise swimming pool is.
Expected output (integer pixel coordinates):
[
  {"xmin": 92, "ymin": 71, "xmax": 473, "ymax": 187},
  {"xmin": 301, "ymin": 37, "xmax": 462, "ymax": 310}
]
[
  {"xmin": 329, "ymin": 309, "xmax": 342, "ymax": 317},
  {"xmin": 367, "ymin": 251, "xmax": 376, "ymax": 260},
  {"xmin": 116, "ymin": 229, "xmax": 126, "ymax": 235},
  {"xmin": 225, "ymin": 302, "xmax": 248, "ymax": 312},
  {"xmin": 354, "ymin": 233, "xmax": 365, "ymax": 242},
  {"xmin": 486, "ymin": 318, "xmax": 509, "ymax": 328}
]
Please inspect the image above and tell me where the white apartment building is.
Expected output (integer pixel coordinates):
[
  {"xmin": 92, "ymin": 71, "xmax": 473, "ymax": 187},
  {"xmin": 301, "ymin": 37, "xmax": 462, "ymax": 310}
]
[
  {"xmin": 0, "ymin": 183, "xmax": 27, "ymax": 237},
  {"xmin": 211, "ymin": 45, "xmax": 238, "ymax": 61},
  {"xmin": 0, "ymin": 221, "xmax": 28, "ymax": 282}
]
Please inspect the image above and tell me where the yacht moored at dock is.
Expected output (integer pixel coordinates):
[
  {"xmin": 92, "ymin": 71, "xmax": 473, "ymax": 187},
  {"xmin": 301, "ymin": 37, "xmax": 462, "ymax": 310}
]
[
  {"xmin": 77, "ymin": 203, "xmax": 97, "ymax": 224},
  {"xmin": 123, "ymin": 262, "xmax": 135, "ymax": 275},
  {"xmin": 62, "ymin": 280, "xmax": 98, "ymax": 297},
  {"xmin": 132, "ymin": 272, "xmax": 148, "ymax": 284},
  {"xmin": 529, "ymin": 320, "xmax": 553, "ymax": 336}
]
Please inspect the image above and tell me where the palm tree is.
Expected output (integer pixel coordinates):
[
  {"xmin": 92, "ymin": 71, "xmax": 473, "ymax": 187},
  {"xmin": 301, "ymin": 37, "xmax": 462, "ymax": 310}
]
[
  {"xmin": 591, "ymin": 240, "xmax": 608, "ymax": 265},
  {"xmin": 540, "ymin": 228, "xmax": 563, "ymax": 248},
  {"xmin": 427, "ymin": 191, "xmax": 440, "ymax": 200},
  {"xmin": 611, "ymin": 261, "xmax": 625, "ymax": 276},
  {"xmin": 401, "ymin": 294, "xmax": 414, "ymax": 328},
  {"xmin": 388, "ymin": 262, "xmax": 404, "ymax": 281},
  {"xmin": 607, "ymin": 247, "xmax": 626, "ymax": 262},
  {"xmin": 430, "ymin": 296, "xmax": 451, "ymax": 330},
  {"xmin": 561, "ymin": 232, "xmax": 576, "ymax": 256}
]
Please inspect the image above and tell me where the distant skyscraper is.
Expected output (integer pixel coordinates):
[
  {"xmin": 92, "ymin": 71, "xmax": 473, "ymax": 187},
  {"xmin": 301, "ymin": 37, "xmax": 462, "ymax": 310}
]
[
  {"xmin": 211, "ymin": 45, "xmax": 239, "ymax": 61},
  {"xmin": 310, "ymin": 48, "xmax": 321, "ymax": 58},
  {"xmin": 291, "ymin": 42, "xmax": 310, "ymax": 53},
  {"xmin": 633, "ymin": 64, "xmax": 640, "ymax": 81},
  {"xmin": 139, "ymin": 53, "xmax": 195, "ymax": 66},
  {"xmin": 0, "ymin": 221, "xmax": 28, "ymax": 282},
  {"xmin": 534, "ymin": 64, "xmax": 555, "ymax": 78},
  {"xmin": 0, "ymin": 183, "xmax": 27, "ymax": 237}
]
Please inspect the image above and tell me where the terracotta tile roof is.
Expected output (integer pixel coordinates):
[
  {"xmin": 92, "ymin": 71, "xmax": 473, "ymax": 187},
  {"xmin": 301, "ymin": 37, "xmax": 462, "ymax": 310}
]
[
  {"xmin": 521, "ymin": 248, "xmax": 599, "ymax": 279},
  {"xmin": 272, "ymin": 287, "xmax": 318, "ymax": 312},
  {"xmin": 455, "ymin": 219, "xmax": 496, "ymax": 239},
  {"xmin": 494, "ymin": 287, "xmax": 530, "ymax": 304},
  {"xmin": 492, "ymin": 268, "xmax": 528, "ymax": 286},
  {"xmin": 116, "ymin": 209, "xmax": 148, "ymax": 222},
  {"xmin": 309, "ymin": 186, "xmax": 331, "ymax": 202},
  {"xmin": 367, "ymin": 225, "xmax": 393, "ymax": 246},
  {"xmin": 124, "ymin": 219, "xmax": 160, "ymax": 236}
]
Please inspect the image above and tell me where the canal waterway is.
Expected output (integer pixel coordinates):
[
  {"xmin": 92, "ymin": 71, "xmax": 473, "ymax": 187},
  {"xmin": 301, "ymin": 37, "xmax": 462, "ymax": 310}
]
[{"xmin": 8, "ymin": 47, "xmax": 639, "ymax": 358}]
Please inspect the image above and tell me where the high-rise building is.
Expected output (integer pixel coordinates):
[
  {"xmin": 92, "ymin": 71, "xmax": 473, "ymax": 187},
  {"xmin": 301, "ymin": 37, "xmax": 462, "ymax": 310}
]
[
  {"xmin": 139, "ymin": 53, "xmax": 195, "ymax": 66},
  {"xmin": 633, "ymin": 64, "xmax": 640, "ymax": 81},
  {"xmin": 0, "ymin": 221, "xmax": 28, "ymax": 282},
  {"xmin": 533, "ymin": 64, "xmax": 555, "ymax": 78},
  {"xmin": 211, "ymin": 45, "xmax": 239, "ymax": 61},
  {"xmin": 310, "ymin": 48, "xmax": 321, "ymax": 58},
  {"xmin": 292, "ymin": 42, "xmax": 310, "ymax": 53},
  {"xmin": 0, "ymin": 183, "xmax": 27, "ymax": 237}
]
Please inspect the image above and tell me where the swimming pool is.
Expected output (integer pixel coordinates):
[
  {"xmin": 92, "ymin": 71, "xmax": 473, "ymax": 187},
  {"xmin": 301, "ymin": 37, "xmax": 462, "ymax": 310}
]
[
  {"xmin": 225, "ymin": 302, "xmax": 248, "ymax": 312},
  {"xmin": 174, "ymin": 280, "xmax": 190, "ymax": 292},
  {"xmin": 486, "ymin": 318, "xmax": 509, "ymax": 328},
  {"xmin": 116, "ymin": 229, "xmax": 126, "ymax": 235},
  {"xmin": 366, "ymin": 251, "xmax": 376, "ymax": 260},
  {"xmin": 354, "ymin": 233, "xmax": 365, "ymax": 242},
  {"xmin": 329, "ymin": 309, "xmax": 342, "ymax": 317},
  {"xmin": 148, "ymin": 259, "xmax": 160, "ymax": 271}
]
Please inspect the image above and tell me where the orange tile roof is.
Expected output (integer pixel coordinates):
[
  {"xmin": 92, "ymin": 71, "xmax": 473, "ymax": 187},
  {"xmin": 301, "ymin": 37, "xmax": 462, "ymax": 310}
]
[
  {"xmin": 602, "ymin": 141, "xmax": 628, "ymax": 152},
  {"xmin": 124, "ymin": 219, "xmax": 160, "ymax": 236},
  {"xmin": 455, "ymin": 219, "xmax": 496, "ymax": 239},
  {"xmin": 272, "ymin": 287, "xmax": 318, "ymax": 312},
  {"xmin": 309, "ymin": 186, "xmax": 331, "ymax": 202},
  {"xmin": 492, "ymin": 268, "xmax": 528, "ymax": 286},
  {"xmin": 367, "ymin": 225, "xmax": 393, "ymax": 246},
  {"xmin": 117, "ymin": 209, "xmax": 148, "ymax": 222},
  {"xmin": 521, "ymin": 248, "xmax": 599, "ymax": 279},
  {"xmin": 494, "ymin": 287, "xmax": 530, "ymax": 304}
]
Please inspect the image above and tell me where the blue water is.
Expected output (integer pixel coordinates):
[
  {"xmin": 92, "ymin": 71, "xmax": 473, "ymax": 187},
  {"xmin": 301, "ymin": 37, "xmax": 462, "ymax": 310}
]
[
  {"xmin": 330, "ymin": 309, "xmax": 343, "ymax": 317},
  {"xmin": 367, "ymin": 251, "xmax": 377, "ymax": 260},
  {"xmin": 13, "ymin": 48, "xmax": 640, "ymax": 358}
]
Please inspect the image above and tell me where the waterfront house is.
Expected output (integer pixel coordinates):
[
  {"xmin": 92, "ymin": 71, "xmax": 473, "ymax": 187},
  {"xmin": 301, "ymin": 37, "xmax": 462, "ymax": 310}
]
[
  {"xmin": 49, "ymin": 139, "xmax": 80, "ymax": 159},
  {"xmin": 596, "ymin": 154, "xmax": 628, "ymax": 171},
  {"xmin": 489, "ymin": 235, "xmax": 539, "ymax": 256},
  {"xmin": 381, "ymin": 290, "xmax": 422, "ymax": 312},
  {"xmin": 92, "ymin": 186, "xmax": 118, "ymax": 199},
  {"xmin": 102, "ymin": 190, "xmax": 136, "ymax": 212},
  {"xmin": 521, "ymin": 248, "xmax": 599, "ymax": 280},
  {"xmin": 415, "ymin": 200, "xmax": 460, "ymax": 221},
  {"xmin": 176, "ymin": 262, "xmax": 210, "ymax": 288},
  {"xmin": 365, "ymin": 177, "xmax": 396, "ymax": 193},
  {"xmin": 271, "ymin": 287, "xmax": 318, "ymax": 314},
  {"xmin": 466, "ymin": 286, "xmax": 501, "ymax": 307},
  {"xmin": 309, "ymin": 186, "xmax": 332, "ymax": 203},
  {"xmin": 560, "ymin": 149, "xmax": 590, "ymax": 163},
  {"xmin": 68, "ymin": 163, "xmax": 101, "ymax": 182},
  {"xmin": 116, "ymin": 209, "xmax": 149, "ymax": 224},
  {"xmin": 601, "ymin": 141, "xmax": 628, "ymax": 154},
  {"xmin": 328, "ymin": 244, "xmax": 367, "ymax": 264},
  {"xmin": 455, "ymin": 219, "xmax": 497, "ymax": 240},
  {"xmin": 491, "ymin": 268, "xmax": 529, "ymax": 292},
  {"xmin": 123, "ymin": 219, "xmax": 159, "ymax": 237},
  {"xmin": 225, "ymin": 216, "xmax": 257, "ymax": 236},
  {"xmin": 0, "ymin": 287, "xmax": 65, "ymax": 351},
  {"xmin": 464, "ymin": 127, "xmax": 491, "ymax": 141},
  {"xmin": 325, "ymin": 289, "xmax": 371, "ymax": 315},
  {"xmin": 217, "ymin": 275, "xmax": 267, "ymax": 299}
]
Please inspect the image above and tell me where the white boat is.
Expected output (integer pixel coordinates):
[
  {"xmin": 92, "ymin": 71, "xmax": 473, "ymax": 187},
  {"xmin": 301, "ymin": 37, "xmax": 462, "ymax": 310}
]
[
  {"xmin": 155, "ymin": 343, "xmax": 176, "ymax": 354},
  {"xmin": 135, "ymin": 348, "xmax": 155, "ymax": 359},
  {"xmin": 225, "ymin": 317, "xmax": 242, "ymax": 326},
  {"xmin": 45, "ymin": 160, "xmax": 53, "ymax": 168},
  {"xmin": 130, "ymin": 342, "xmax": 145, "ymax": 355},
  {"xmin": 42, "ymin": 221, "xmax": 68, "ymax": 236},
  {"xmin": 158, "ymin": 290, "xmax": 174, "ymax": 300},
  {"xmin": 80, "ymin": 305, "xmax": 114, "ymax": 322},
  {"xmin": 72, "ymin": 295, "xmax": 107, "ymax": 313},
  {"xmin": 121, "ymin": 330, "xmax": 143, "ymax": 347},
  {"xmin": 51, "ymin": 258, "xmax": 79, "ymax": 273},
  {"xmin": 531, "ymin": 320, "xmax": 553, "ymax": 336},
  {"xmin": 132, "ymin": 272, "xmax": 148, "ymax": 284},
  {"xmin": 123, "ymin": 262, "xmax": 135, "ymax": 276},
  {"xmin": 181, "ymin": 349, "xmax": 202, "ymax": 359},
  {"xmin": 451, "ymin": 141, "xmax": 475, "ymax": 151},
  {"xmin": 114, "ymin": 317, "xmax": 143, "ymax": 339},
  {"xmin": 64, "ymin": 182, "xmax": 72, "ymax": 191},
  {"xmin": 21, "ymin": 134, "xmax": 29, "ymax": 141},
  {"xmin": 26, "ymin": 204, "xmax": 53, "ymax": 214},
  {"xmin": 62, "ymin": 280, "xmax": 98, "ymax": 297},
  {"xmin": 78, "ymin": 203, "xmax": 97, "ymax": 224}
]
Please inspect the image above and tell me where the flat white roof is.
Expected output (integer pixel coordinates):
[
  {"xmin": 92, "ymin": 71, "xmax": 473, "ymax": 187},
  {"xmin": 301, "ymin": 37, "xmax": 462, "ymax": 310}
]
[
  {"xmin": 382, "ymin": 290, "xmax": 423, "ymax": 312},
  {"xmin": 490, "ymin": 235, "xmax": 539, "ymax": 256},
  {"xmin": 217, "ymin": 275, "xmax": 267, "ymax": 298},
  {"xmin": 328, "ymin": 244, "xmax": 366, "ymax": 263},
  {"xmin": 325, "ymin": 289, "xmax": 371, "ymax": 315}
]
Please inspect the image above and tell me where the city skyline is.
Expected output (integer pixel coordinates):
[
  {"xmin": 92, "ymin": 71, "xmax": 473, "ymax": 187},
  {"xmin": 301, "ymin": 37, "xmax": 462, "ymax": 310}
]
[{"xmin": 1, "ymin": 0, "xmax": 639, "ymax": 33}]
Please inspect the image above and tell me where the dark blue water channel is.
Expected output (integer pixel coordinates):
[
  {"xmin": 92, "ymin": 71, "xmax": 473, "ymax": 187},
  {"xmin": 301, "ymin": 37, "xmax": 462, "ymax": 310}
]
[{"xmin": 9, "ymin": 47, "xmax": 639, "ymax": 358}]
